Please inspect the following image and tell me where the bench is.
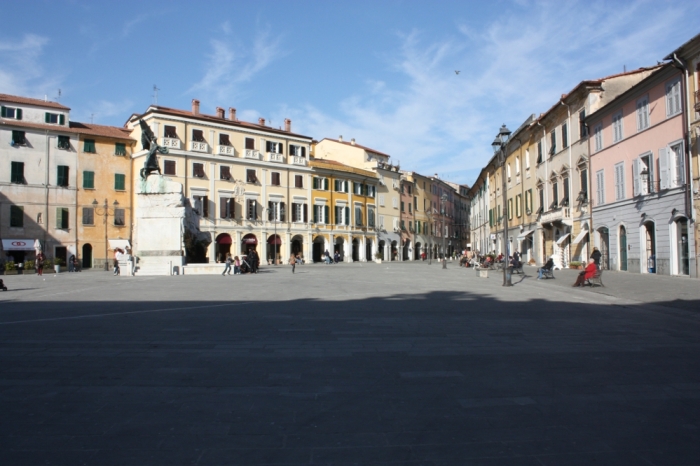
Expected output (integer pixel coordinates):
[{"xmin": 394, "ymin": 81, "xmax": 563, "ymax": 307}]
[
  {"xmin": 539, "ymin": 267, "xmax": 554, "ymax": 279},
  {"xmin": 586, "ymin": 269, "xmax": 604, "ymax": 287},
  {"xmin": 510, "ymin": 263, "xmax": 524, "ymax": 274}
]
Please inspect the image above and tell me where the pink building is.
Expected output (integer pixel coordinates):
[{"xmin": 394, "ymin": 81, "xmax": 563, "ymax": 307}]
[{"xmin": 588, "ymin": 63, "xmax": 695, "ymax": 276}]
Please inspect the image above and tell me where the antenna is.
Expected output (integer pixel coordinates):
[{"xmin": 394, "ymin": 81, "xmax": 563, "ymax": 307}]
[
  {"xmin": 152, "ymin": 85, "xmax": 160, "ymax": 105},
  {"xmin": 55, "ymin": 89, "xmax": 62, "ymax": 102},
  {"xmin": 90, "ymin": 113, "xmax": 95, "ymax": 124}
]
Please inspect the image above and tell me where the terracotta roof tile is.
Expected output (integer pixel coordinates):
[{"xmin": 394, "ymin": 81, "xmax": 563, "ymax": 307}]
[
  {"xmin": 310, "ymin": 158, "xmax": 377, "ymax": 178},
  {"xmin": 0, "ymin": 118, "xmax": 134, "ymax": 141},
  {"xmin": 0, "ymin": 93, "xmax": 70, "ymax": 110},
  {"xmin": 319, "ymin": 138, "xmax": 391, "ymax": 158}
]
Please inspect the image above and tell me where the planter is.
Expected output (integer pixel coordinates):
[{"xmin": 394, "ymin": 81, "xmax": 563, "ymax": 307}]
[
  {"xmin": 4, "ymin": 270, "xmax": 18, "ymax": 275},
  {"xmin": 23, "ymin": 269, "xmax": 36, "ymax": 274},
  {"xmin": 375, "ymin": 259, "xmax": 382, "ymax": 264},
  {"xmin": 569, "ymin": 265, "xmax": 583, "ymax": 270},
  {"xmin": 475, "ymin": 267, "xmax": 488, "ymax": 278},
  {"xmin": 54, "ymin": 265, "xmax": 61, "ymax": 274}
]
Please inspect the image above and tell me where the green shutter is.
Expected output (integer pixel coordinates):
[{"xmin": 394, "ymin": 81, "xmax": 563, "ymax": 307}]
[
  {"xmin": 312, "ymin": 177, "xmax": 318, "ymax": 189},
  {"xmin": 16, "ymin": 108, "xmax": 22, "ymax": 120},
  {"xmin": 115, "ymin": 174, "xmax": 125, "ymax": 191},
  {"xmin": 0, "ymin": 106, "xmax": 5, "ymax": 117},
  {"xmin": 45, "ymin": 112, "xmax": 50, "ymax": 123},
  {"xmin": 115, "ymin": 143, "xmax": 126, "ymax": 155},
  {"xmin": 324, "ymin": 205, "xmax": 329, "ymax": 223},
  {"xmin": 83, "ymin": 171, "xmax": 94, "ymax": 189},
  {"xmin": 59, "ymin": 114, "xmax": 65, "ymax": 125},
  {"xmin": 324, "ymin": 178, "xmax": 329, "ymax": 190},
  {"xmin": 313, "ymin": 205, "xmax": 318, "ymax": 223},
  {"xmin": 56, "ymin": 208, "xmax": 63, "ymax": 229},
  {"xmin": 344, "ymin": 207, "xmax": 350, "ymax": 225},
  {"xmin": 489, "ymin": 209, "xmax": 493, "ymax": 226}
]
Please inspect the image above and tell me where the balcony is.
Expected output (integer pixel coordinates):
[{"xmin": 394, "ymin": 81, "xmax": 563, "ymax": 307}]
[
  {"xmin": 290, "ymin": 156, "xmax": 307, "ymax": 166},
  {"xmin": 268, "ymin": 152, "xmax": 284, "ymax": 163},
  {"xmin": 162, "ymin": 137, "xmax": 181, "ymax": 149},
  {"xmin": 695, "ymin": 90, "xmax": 700, "ymax": 112},
  {"xmin": 189, "ymin": 141, "xmax": 209, "ymax": 153},
  {"xmin": 216, "ymin": 145, "xmax": 235, "ymax": 156},
  {"xmin": 244, "ymin": 149, "xmax": 261, "ymax": 160},
  {"xmin": 540, "ymin": 207, "xmax": 571, "ymax": 225}
]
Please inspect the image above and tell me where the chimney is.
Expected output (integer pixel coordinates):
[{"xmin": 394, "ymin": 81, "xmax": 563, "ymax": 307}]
[
  {"xmin": 216, "ymin": 107, "xmax": 225, "ymax": 118},
  {"xmin": 228, "ymin": 107, "xmax": 237, "ymax": 121},
  {"xmin": 192, "ymin": 99, "xmax": 200, "ymax": 115},
  {"xmin": 284, "ymin": 118, "xmax": 291, "ymax": 132},
  {"xmin": 338, "ymin": 135, "xmax": 343, "ymax": 142},
  {"xmin": 350, "ymin": 138, "xmax": 355, "ymax": 145},
  {"xmin": 434, "ymin": 173, "xmax": 439, "ymax": 178},
  {"xmin": 258, "ymin": 117, "xmax": 265, "ymax": 126}
]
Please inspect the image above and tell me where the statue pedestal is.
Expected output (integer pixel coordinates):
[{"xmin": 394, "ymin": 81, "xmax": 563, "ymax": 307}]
[{"xmin": 134, "ymin": 176, "xmax": 186, "ymax": 275}]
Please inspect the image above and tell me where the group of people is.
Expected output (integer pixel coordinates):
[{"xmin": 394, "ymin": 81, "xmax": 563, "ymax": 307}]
[
  {"xmin": 571, "ymin": 247, "xmax": 602, "ymax": 287},
  {"xmin": 323, "ymin": 250, "xmax": 340, "ymax": 264},
  {"xmin": 222, "ymin": 249, "xmax": 259, "ymax": 275}
]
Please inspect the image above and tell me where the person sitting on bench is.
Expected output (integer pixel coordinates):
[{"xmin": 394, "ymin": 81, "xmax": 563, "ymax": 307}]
[
  {"xmin": 573, "ymin": 259, "xmax": 598, "ymax": 287},
  {"xmin": 537, "ymin": 257, "xmax": 555, "ymax": 279}
]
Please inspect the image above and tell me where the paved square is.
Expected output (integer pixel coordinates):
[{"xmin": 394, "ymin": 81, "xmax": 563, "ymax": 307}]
[{"xmin": 1, "ymin": 263, "xmax": 699, "ymax": 465}]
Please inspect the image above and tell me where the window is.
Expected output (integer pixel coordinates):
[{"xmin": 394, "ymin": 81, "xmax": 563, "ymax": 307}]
[
  {"xmin": 579, "ymin": 109, "xmax": 588, "ymax": 138},
  {"xmin": 408, "ymin": 203, "xmax": 412, "ymax": 214},
  {"xmin": 551, "ymin": 181, "xmax": 559, "ymax": 209},
  {"xmin": 660, "ymin": 142, "xmax": 686, "ymax": 189},
  {"xmin": 525, "ymin": 189, "xmax": 533, "ymax": 214},
  {"xmin": 525, "ymin": 149, "xmax": 530, "ymax": 169},
  {"xmin": 294, "ymin": 175, "xmax": 303, "ymax": 188},
  {"xmin": 633, "ymin": 153, "xmax": 653, "ymax": 196},
  {"xmin": 219, "ymin": 133, "xmax": 231, "ymax": 146},
  {"xmin": 84, "ymin": 139, "xmax": 96, "ymax": 153},
  {"xmin": 538, "ymin": 187, "xmax": 544, "ymax": 214},
  {"xmin": 57, "ymin": 165, "xmax": 69, "ymax": 187},
  {"xmin": 507, "ymin": 198, "xmax": 513, "ymax": 220},
  {"xmin": 596, "ymin": 170, "xmax": 605, "ymax": 206},
  {"xmin": 11, "ymin": 130, "xmax": 25, "ymax": 145},
  {"xmin": 561, "ymin": 178, "xmax": 569, "ymax": 207},
  {"xmin": 368, "ymin": 206, "xmax": 375, "ymax": 227},
  {"xmin": 114, "ymin": 174, "xmax": 126, "ymax": 191},
  {"xmin": 220, "ymin": 166, "xmax": 232, "ymax": 180},
  {"xmin": 113, "ymin": 208, "xmax": 125, "ymax": 226},
  {"xmin": 612, "ymin": 111, "xmax": 623, "ymax": 143},
  {"xmin": 379, "ymin": 215, "xmax": 385, "ymax": 229},
  {"xmin": 289, "ymin": 145, "xmax": 306, "ymax": 157},
  {"xmin": 37, "ymin": 213, "xmax": 42, "ymax": 224},
  {"xmin": 268, "ymin": 201, "xmax": 286, "ymax": 222},
  {"xmin": 313, "ymin": 177, "xmax": 329, "ymax": 190},
  {"xmin": 247, "ymin": 169, "xmax": 257, "ymax": 183},
  {"xmin": 537, "ymin": 141, "xmax": 543, "ymax": 164},
  {"xmin": 292, "ymin": 203, "xmax": 307, "ymax": 223},
  {"xmin": 636, "ymin": 96, "xmax": 650, "ymax": 131},
  {"xmin": 82, "ymin": 207, "xmax": 94, "ymax": 226},
  {"xmin": 11, "ymin": 161, "xmax": 24, "ymax": 184},
  {"xmin": 164, "ymin": 160, "xmax": 176, "ymax": 175},
  {"xmin": 401, "ymin": 201, "xmax": 405, "ymax": 212},
  {"xmin": 378, "ymin": 195, "xmax": 385, "ymax": 206},
  {"xmin": 671, "ymin": 143, "xmax": 685, "ymax": 187},
  {"xmin": 83, "ymin": 171, "xmax": 94, "ymax": 189},
  {"xmin": 56, "ymin": 207, "xmax": 69, "ymax": 230},
  {"xmin": 313, "ymin": 205, "xmax": 328, "ymax": 224},
  {"xmin": 579, "ymin": 169, "xmax": 589, "ymax": 203},
  {"xmin": 593, "ymin": 123, "xmax": 603, "ymax": 152},
  {"xmin": 516, "ymin": 194, "xmax": 522, "ymax": 217},
  {"xmin": 115, "ymin": 143, "xmax": 126, "ymax": 156},
  {"xmin": 246, "ymin": 199, "xmax": 257, "ymax": 220},
  {"xmin": 10, "ymin": 205, "xmax": 23, "ymax": 228},
  {"xmin": 353, "ymin": 182, "xmax": 363, "ymax": 195},
  {"xmin": 220, "ymin": 197, "xmax": 232, "ymax": 219},
  {"xmin": 44, "ymin": 112, "xmax": 65, "ymax": 125},
  {"xmin": 192, "ymin": 129, "xmax": 205, "ymax": 142},
  {"xmin": 269, "ymin": 172, "xmax": 280, "ymax": 186},
  {"xmin": 193, "ymin": 163, "xmax": 205, "ymax": 178},
  {"xmin": 414, "ymin": 196, "xmax": 418, "ymax": 210},
  {"xmin": 355, "ymin": 206, "xmax": 363, "ymax": 226},
  {"xmin": 265, "ymin": 141, "xmax": 283, "ymax": 153},
  {"xmin": 193, "ymin": 195, "xmax": 208, "ymax": 218},
  {"xmin": 164, "ymin": 125, "xmax": 178, "ymax": 138},
  {"xmin": 393, "ymin": 197, "xmax": 398, "ymax": 209},
  {"xmin": 549, "ymin": 130, "xmax": 556, "ymax": 155},
  {"xmin": 366, "ymin": 185, "xmax": 376, "ymax": 198},
  {"xmin": 334, "ymin": 205, "xmax": 349, "ymax": 225},
  {"xmin": 57, "ymin": 135, "xmax": 70, "ymax": 150},
  {"xmin": 515, "ymin": 157, "xmax": 520, "ymax": 175},
  {"xmin": 507, "ymin": 163, "xmax": 511, "ymax": 179},
  {"xmin": 1, "ymin": 106, "xmax": 22, "ymax": 120},
  {"xmin": 562, "ymin": 123, "xmax": 568, "ymax": 148},
  {"xmin": 614, "ymin": 162, "xmax": 625, "ymax": 200},
  {"xmin": 245, "ymin": 138, "xmax": 255, "ymax": 150},
  {"xmin": 666, "ymin": 78, "xmax": 682, "ymax": 117},
  {"xmin": 334, "ymin": 179, "xmax": 347, "ymax": 192}
]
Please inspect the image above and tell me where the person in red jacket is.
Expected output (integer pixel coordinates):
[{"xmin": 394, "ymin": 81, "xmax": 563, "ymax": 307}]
[{"xmin": 572, "ymin": 259, "xmax": 598, "ymax": 287}]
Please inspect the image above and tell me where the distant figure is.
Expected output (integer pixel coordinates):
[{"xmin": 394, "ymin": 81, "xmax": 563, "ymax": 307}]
[
  {"xmin": 590, "ymin": 247, "xmax": 602, "ymax": 269},
  {"xmin": 222, "ymin": 253, "xmax": 232, "ymax": 276},
  {"xmin": 573, "ymin": 259, "xmax": 598, "ymax": 287},
  {"xmin": 68, "ymin": 254, "xmax": 75, "ymax": 272},
  {"xmin": 538, "ymin": 257, "xmax": 555, "ymax": 280},
  {"xmin": 324, "ymin": 250, "xmax": 331, "ymax": 264},
  {"xmin": 36, "ymin": 252, "xmax": 45, "ymax": 276},
  {"xmin": 113, "ymin": 249, "xmax": 123, "ymax": 276},
  {"xmin": 289, "ymin": 254, "xmax": 296, "ymax": 274},
  {"xmin": 233, "ymin": 256, "xmax": 241, "ymax": 275}
]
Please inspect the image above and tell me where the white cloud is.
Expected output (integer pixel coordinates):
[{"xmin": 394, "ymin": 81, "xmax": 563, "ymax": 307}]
[
  {"xmin": 0, "ymin": 34, "xmax": 61, "ymax": 98},
  {"xmin": 74, "ymin": 99, "xmax": 135, "ymax": 124},
  {"xmin": 122, "ymin": 14, "xmax": 149, "ymax": 37},
  {"xmin": 289, "ymin": 0, "xmax": 699, "ymax": 185}
]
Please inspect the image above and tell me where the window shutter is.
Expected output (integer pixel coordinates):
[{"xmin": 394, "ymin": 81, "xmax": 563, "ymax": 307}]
[
  {"xmin": 56, "ymin": 207, "xmax": 63, "ymax": 229},
  {"xmin": 291, "ymin": 203, "xmax": 297, "ymax": 222},
  {"xmin": 59, "ymin": 114, "xmax": 65, "ymax": 125},
  {"xmin": 313, "ymin": 205, "xmax": 318, "ymax": 223},
  {"xmin": 220, "ymin": 198, "xmax": 227, "ymax": 218},
  {"xmin": 344, "ymin": 207, "xmax": 349, "ymax": 225},
  {"xmin": 280, "ymin": 202, "xmax": 286, "ymax": 222},
  {"xmin": 658, "ymin": 148, "xmax": 668, "ymax": 190},
  {"xmin": 324, "ymin": 205, "xmax": 329, "ymax": 224},
  {"xmin": 324, "ymin": 178, "xmax": 329, "ymax": 190},
  {"xmin": 676, "ymin": 145, "xmax": 686, "ymax": 186},
  {"xmin": 303, "ymin": 203, "xmax": 308, "ymax": 222},
  {"xmin": 335, "ymin": 206, "xmax": 340, "ymax": 225},
  {"xmin": 45, "ymin": 112, "xmax": 50, "ymax": 123},
  {"xmin": 268, "ymin": 201, "xmax": 274, "ymax": 221},
  {"xmin": 16, "ymin": 108, "xmax": 22, "ymax": 120},
  {"xmin": 312, "ymin": 177, "xmax": 318, "ymax": 189},
  {"xmin": 632, "ymin": 158, "xmax": 640, "ymax": 196},
  {"xmin": 0, "ymin": 106, "xmax": 5, "ymax": 117},
  {"xmin": 301, "ymin": 147, "xmax": 306, "ymax": 157}
]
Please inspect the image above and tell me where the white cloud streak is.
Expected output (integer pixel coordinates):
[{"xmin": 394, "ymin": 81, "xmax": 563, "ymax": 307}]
[{"xmin": 0, "ymin": 34, "xmax": 61, "ymax": 98}]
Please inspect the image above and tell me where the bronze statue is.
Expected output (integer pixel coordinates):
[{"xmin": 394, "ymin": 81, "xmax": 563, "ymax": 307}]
[{"xmin": 139, "ymin": 119, "xmax": 168, "ymax": 179}]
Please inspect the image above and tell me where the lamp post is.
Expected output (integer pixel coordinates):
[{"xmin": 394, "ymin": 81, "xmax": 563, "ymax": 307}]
[
  {"xmin": 93, "ymin": 198, "xmax": 119, "ymax": 271},
  {"xmin": 427, "ymin": 210, "xmax": 433, "ymax": 265},
  {"xmin": 266, "ymin": 202, "xmax": 279, "ymax": 265},
  {"xmin": 440, "ymin": 193, "xmax": 448, "ymax": 269},
  {"xmin": 491, "ymin": 124, "xmax": 513, "ymax": 287}
]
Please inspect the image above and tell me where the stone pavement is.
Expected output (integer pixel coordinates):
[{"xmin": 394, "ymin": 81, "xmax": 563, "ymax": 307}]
[{"xmin": 0, "ymin": 262, "xmax": 699, "ymax": 465}]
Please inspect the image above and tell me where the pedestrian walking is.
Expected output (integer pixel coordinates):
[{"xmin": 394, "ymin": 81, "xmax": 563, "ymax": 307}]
[
  {"xmin": 222, "ymin": 253, "xmax": 232, "ymax": 275},
  {"xmin": 68, "ymin": 254, "xmax": 75, "ymax": 272},
  {"xmin": 233, "ymin": 256, "xmax": 241, "ymax": 275},
  {"xmin": 289, "ymin": 254, "xmax": 296, "ymax": 273},
  {"xmin": 248, "ymin": 249, "xmax": 258, "ymax": 274},
  {"xmin": 113, "ymin": 249, "xmax": 122, "ymax": 276},
  {"xmin": 36, "ymin": 252, "xmax": 44, "ymax": 276}
]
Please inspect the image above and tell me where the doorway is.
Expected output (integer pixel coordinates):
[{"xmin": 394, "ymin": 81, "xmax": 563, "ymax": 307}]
[
  {"xmin": 598, "ymin": 228, "xmax": 609, "ymax": 270},
  {"xmin": 619, "ymin": 225, "xmax": 627, "ymax": 271},
  {"xmin": 352, "ymin": 238, "xmax": 359, "ymax": 262},
  {"xmin": 676, "ymin": 217, "xmax": 689, "ymax": 275},
  {"xmin": 82, "ymin": 244, "xmax": 92, "ymax": 269},
  {"xmin": 643, "ymin": 222, "xmax": 656, "ymax": 273}
]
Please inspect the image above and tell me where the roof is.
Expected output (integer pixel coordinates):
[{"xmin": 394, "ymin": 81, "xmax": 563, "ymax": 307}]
[
  {"xmin": 0, "ymin": 118, "xmax": 134, "ymax": 141},
  {"xmin": 318, "ymin": 138, "xmax": 391, "ymax": 158},
  {"xmin": 0, "ymin": 93, "xmax": 70, "ymax": 110},
  {"xmin": 131, "ymin": 105, "xmax": 313, "ymax": 140},
  {"xmin": 309, "ymin": 158, "xmax": 378, "ymax": 178},
  {"xmin": 665, "ymin": 31, "xmax": 700, "ymax": 60}
]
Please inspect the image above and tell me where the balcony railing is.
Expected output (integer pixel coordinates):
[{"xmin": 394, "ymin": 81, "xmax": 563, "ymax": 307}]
[
  {"xmin": 290, "ymin": 156, "xmax": 307, "ymax": 166},
  {"xmin": 189, "ymin": 141, "xmax": 209, "ymax": 153},
  {"xmin": 268, "ymin": 152, "xmax": 284, "ymax": 163},
  {"xmin": 216, "ymin": 145, "xmax": 234, "ymax": 156},
  {"xmin": 244, "ymin": 149, "xmax": 261, "ymax": 160},
  {"xmin": 540, "ymin": 207, "xmax": 570, "ymax": 224},
  {"xmin": 162, "ymin": 137, "xmax": 181, "ymax": 149}
]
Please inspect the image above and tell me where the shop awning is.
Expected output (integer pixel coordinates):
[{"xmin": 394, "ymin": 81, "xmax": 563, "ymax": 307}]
[
  {"xmin": 556, "ymin": 233, "xmax": 571, "ymax": 245},
  {"xmin": 108, "ymin": 239, "xmax": 131, "ymax": 250},
  {"xmin": 2, "ymin": 239, "xmax": 40, "ymax": 251},
  {"xmin": 267, "ymin": 236, "xmax": 282, "ymax": 245},
  {"xmin": 242, "ymin": 236, "xmax": 258, "ymax": 245},
  {"xmin": 516, "ymin": 229, "xmax": 535, "ymax": 241},
  {"xmin": 572, "ymin": 230, "xmax": 589, "ymax": 244}
]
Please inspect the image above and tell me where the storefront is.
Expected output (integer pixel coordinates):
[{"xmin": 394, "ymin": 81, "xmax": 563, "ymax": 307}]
[{"xmin": 1, "ymin": 239, "xmax": 41, "ymax": 265}]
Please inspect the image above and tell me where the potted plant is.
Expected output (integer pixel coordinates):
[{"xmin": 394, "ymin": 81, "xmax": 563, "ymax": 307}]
[
  {"xmin": 24, "ymin": 260, "xmax": 36, "ymax": 274},
  {"xmin": 53, "ymin": 258, "xmax": 64, "ymax": 274},
  {"xmin": 569, "ymin": 261, "xmax": 582, "ymax": 270},
  {"xmin": 528, "ymin": 258, "xmax": 536, "ymax": 265},
  {"xmin": 374, "ymin": 251, "xmax": 383, "ymax": 263},
  {"xmin": 4, "ymin": 261, "xmax": 18, "ymax": 275},
  {"xmin": 42, "ymin": 258, "xmax": 53, "ymax": 270}
]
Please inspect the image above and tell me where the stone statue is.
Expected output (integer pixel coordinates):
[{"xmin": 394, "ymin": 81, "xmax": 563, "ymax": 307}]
[{"xmin": 139, "ymin": 119, "xmax": 168, "ymax": 179}]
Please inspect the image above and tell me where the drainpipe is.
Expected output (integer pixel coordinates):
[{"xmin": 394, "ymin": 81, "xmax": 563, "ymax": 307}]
[
  {"xmin": 670, "ymin": 53, "xmax": 695, "ymax": 223},
  {"xmin": 535, "ymin": 120, "xmax": 546, "ymax": 261},
  {"xmin": 560, "ymin": 99, "xmax": 573, "ymax": 263},
  {"xmin": 44, "ymin": 130, "xmax": 50, "ymax": 254}
]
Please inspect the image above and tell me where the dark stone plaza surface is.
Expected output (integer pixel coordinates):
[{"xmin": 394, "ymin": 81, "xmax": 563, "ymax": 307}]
[{"xmin": 0, "ymin": 262, "xmax": 699, "ymax": 465}]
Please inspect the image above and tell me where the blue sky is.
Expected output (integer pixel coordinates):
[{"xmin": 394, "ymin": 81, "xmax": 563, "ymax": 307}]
[{"xmin": 2, "ymin": 0, "xmax": 699, "ymax": 185}]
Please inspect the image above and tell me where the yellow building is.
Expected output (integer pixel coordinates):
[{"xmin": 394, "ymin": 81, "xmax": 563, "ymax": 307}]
[
  {"xmin": 309, "ymin": 159, "xmax": 378, "ymax": 262},
  {"xmin": 75, "ymin": 123, "xmax": 135, "ymax": 269}
]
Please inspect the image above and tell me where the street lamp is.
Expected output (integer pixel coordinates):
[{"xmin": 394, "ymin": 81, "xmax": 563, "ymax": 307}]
[
  {"xmin": 427, "ymin": 210, "xmax": 433, "ymax": 265},
  {"xmin": 491, "ymin": 124, "xmax": 513, "ymax": 287},
  {"xmin": 441, "ymin": 193, "xmax": 448, "ymax": 269},
  {"xmin": 266, "ymin": 202, "xmax": 279, "ymax": 265},
  {"xmin": 93, "ymin": 198, "xmax": 119, "ymax": 271}
]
